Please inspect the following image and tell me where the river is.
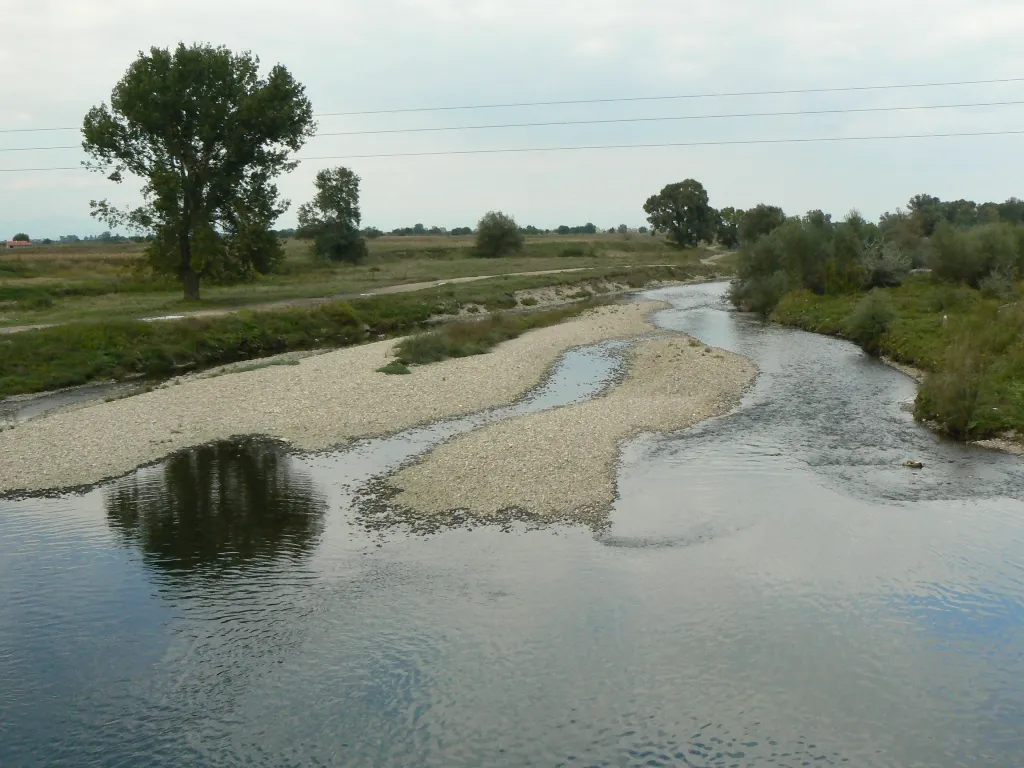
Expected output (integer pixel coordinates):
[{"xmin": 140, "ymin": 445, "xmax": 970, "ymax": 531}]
[{"xmin": 2, "ymin": 282, "xmax": 1023, "ymax": 767}]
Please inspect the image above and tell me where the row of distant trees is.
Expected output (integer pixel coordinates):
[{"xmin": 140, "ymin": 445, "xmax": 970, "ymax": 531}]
[
  {"xmin": 268, "ymin": 219, "xmax": 643, "ymax": 240},
  {"xmin": 7, "ymin": 232, "xmax": 149, "ymax": 245},
  {"xmin": 73, "ymin": 42, "xmax": 1024, "ymax": 301}
]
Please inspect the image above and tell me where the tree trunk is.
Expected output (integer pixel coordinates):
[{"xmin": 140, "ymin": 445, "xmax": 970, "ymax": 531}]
[{"xmin": 183, "ymin": 270, "xmax": 201, "ymax": 301}]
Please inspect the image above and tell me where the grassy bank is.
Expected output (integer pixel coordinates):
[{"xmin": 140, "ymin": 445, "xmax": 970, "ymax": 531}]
[
  {"xmin": 772, "ymin": 278, "xmax": 1024, "ymax": 439},
  {"xmin": 0, "ymin": 234, "xmax": 702, "ymax": 327},
  {"xmin": 0, "ymin": 264, "xmax": 694, "ymax": 399}
]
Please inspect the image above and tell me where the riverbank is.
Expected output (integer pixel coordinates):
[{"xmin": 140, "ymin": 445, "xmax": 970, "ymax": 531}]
[
  {"xmin": 383, "ymin": 337, "xmax": 757, "ymax": 528},
  {"xmin": 0, "ymin": 301, "xmax": 670, "ymax": 494},
  {"xmin": 0, "ymin": 264, "xmax": 702, "ymax": 400},
  {"xmin": 771, "ymin": 279, "xmax": 1024, "ymax": 449}
]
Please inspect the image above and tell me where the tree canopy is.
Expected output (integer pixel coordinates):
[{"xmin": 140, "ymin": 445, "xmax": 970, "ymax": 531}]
[
  {"xmin": 82, "ymin": 43, "xmax": 315, "ymax": 299},
  {"xmin": 643, "ymin": 180, "xmax": 716, "ymax": 248},
  {"xmin": 716, "ymin": 208, "xmax": 741, "ymax": 248},
  {"xmin": 12, "ymin": 232, "xmax": 29, "ymax": 242},
  {"xmin": 738, "ymin": 204, "xmax": 787, "ymax": 244},
  {"xmin": 297, "ymin": 166, "xmax": 367, "ymax": 263}
]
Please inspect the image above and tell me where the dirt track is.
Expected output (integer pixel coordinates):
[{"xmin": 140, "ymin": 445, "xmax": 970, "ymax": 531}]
[{"xmin": 0, "ymin": 267, "xmax": 611, "ymax": 335}]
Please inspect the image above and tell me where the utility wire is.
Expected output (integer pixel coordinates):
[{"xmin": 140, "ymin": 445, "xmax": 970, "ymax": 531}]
[
  {"xmin": 317, "ymin": 77, "xmax": 1024, "ymax": 116},
  {"xmin": 2, "ymin": 75, "xmax": 1024, "ymax": 134},
  {"xmin": 3, "ymin": 128, "xmax": 1023, "ymax": 172},
  {"xmin": 292, "ymin": 98, "xmax": 1024, "ymax": 136},
  {"xmin": 6, "ymin": 99, "xmax": 1024, "ymax": 152}
]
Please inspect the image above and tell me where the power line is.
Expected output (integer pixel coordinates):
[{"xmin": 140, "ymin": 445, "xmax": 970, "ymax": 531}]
[
  {"xmin": 295, "ymin": 129, "xmax": 1024, "ymax": 159},
  {"xmin": 3, "ymin": 75, "xmax": 1024, "ymax": 134},
  {"xmin": 313, "ymin": 99, "xmax": 1024, "ymax": 136},
  {"xmin": 6, "ymin": 99, "xmax": 1024, "ymax": 152},
  {"xmin": 3, "ymin": 128, "xmax": 1023, "ymax": 172},
  {"xmin": 316, "ymin": 77, "xmax": 1024, "ymax": 116}
]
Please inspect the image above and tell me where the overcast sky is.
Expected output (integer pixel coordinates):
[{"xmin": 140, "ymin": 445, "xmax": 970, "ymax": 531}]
[{"xmin": 4, "ymin": 0, "xmax": 1024, "ymax": 238}]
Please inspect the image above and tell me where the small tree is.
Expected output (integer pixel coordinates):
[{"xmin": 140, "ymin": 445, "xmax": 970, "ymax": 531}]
[
  {"xmin": 475, "ymin": 211, "xmax": 523, "ymax": 258},
  {"xmin": 298, "ymin": 166, "xmax": 367, "ymax": 263},
  {"xmin": 617, "ymin": 224, "xmax": 628, "ymax": 234},
  {"xmin": 643, "ymin": 179, "xmax": 716, "ymax": 249},
  {"xmin": 845, "ymin": 290, "xmax": 894, "ymax": 357},
  {"xmin": 12, "ymin": 232, "xmax": 29, "ymax": 242},
  {"xmin": 716, "ymin": 208, "xmax": 741, "ymax": 248}
]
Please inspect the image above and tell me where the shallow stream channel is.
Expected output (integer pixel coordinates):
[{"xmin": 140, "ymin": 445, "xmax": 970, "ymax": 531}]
[{"xmin": 3, "ymin": 282, "xmax": 1024, "ymax": 767}]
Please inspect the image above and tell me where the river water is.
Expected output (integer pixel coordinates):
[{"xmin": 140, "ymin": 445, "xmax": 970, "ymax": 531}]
[{"xmin": 2, "ymin": 282, "xmax": 1023, "ymax": 767}]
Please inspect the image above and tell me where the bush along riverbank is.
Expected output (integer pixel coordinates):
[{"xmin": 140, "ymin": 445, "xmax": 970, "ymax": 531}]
[
  {"xmin": 0, "ymin": 265, "xmax": 691, "ymax": 399},
  {"xmin": 773, "ymin": 281, "xmax": 1024, "ymax": 441},
  {"xmin": 727, "ymin": 204, "xmax": 1024, "ymax": 444}
]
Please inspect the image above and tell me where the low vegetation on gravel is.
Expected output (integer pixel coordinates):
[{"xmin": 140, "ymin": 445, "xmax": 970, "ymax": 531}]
[{"xmin": 393, "ymin": 304, "xmax": 597, "ymax": 366}]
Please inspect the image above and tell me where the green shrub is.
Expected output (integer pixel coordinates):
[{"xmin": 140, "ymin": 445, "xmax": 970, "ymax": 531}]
[
  {"xmin": 914, "ymin": 305, "xmax": 1024, "ymax": 439},
  {"xmin": 475, "ymin": 211, "xmax": 524, "ymax": 258},
  {"xmin": 313, "ymin": 221, "xmax": 368, "ymax": 264},
  {"xmin": 394, "ymin": 305, "xmax": 591, "ymax": 366},
  {"xmin": 916, "ymin": 339, "xmax": 987, "ymax": 439},
  {"xmin": 931, "ymin": 221, "xmax": 1022, "ymax": 286},
  {"xmin": 728, "ymin": 271, "xmax": 790, "ymax": 316},
  {"xmin": 520, "ymin": 297, "xmax": 539, "ymax": 306},
  {"xmin": 978, "ymin": 270, "xmax": 1017, "ymax": 300},
  {"xmin": 376, "ymin": 361, "xmax": 411, "ymax": 375},
  {"xmin": 845, "ymin": 290, "xmax": 895, "ymax": 356}
]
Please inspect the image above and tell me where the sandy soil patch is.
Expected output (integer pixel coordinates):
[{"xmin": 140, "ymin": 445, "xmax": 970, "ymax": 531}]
[
  {"xmin": 385, "ymin": 337, "xmax": 757, "ymax": 527},
  {"xmin": 0, "ymin": 301, "xmax": 668, "ymax": 494}
]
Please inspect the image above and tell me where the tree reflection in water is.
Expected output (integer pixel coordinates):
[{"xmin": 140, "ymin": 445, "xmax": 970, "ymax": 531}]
[{"xmin": 105, "ymin": 439, "xmax": 327, "ymax": 575}]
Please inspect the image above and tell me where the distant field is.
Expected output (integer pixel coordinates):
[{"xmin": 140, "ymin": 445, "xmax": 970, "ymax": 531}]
[{"xmin": 0, "ymin": 233, "xmax": 706, "ymax": 327}]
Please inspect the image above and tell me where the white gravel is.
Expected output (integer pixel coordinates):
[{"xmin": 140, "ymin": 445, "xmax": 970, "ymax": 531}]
[
  {"xmin": 0, "ymin": 301, "xmax": 668, "ymax": 493},
  {"xmin": 387, "ymin": 337, "xmax": 757, "ymax": 526}
]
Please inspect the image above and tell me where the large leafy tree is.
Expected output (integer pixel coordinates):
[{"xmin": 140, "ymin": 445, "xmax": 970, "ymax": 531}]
[
  {"xmin": 297, "ymin": 166, "xmax": 367, "ymax": 264},
  {"xmin": 643, "ymin": 180, "xmax": 716, "ymax": 248},
  {"xmin": 82, "ymin": 43, "xmax": 315, "ymax": 299},
  {"xmin": 12, "ymin": 232, "xmax": 29, "ymax": 242}
]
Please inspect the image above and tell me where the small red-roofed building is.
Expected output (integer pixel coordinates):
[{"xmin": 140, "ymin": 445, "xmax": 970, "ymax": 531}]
[{"xmin": 6, "ymin": 240, "xmax": 32, "ymax": 249}]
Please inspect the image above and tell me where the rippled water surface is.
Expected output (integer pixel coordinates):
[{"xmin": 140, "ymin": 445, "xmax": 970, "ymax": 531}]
[{"xmin": 3, "ymin": 283, "xmax": 1024, "ymax": 767}]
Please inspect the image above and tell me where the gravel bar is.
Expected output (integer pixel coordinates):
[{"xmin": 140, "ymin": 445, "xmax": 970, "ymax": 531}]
[
  {"xmin": 0, "ymin": 301, "xmax": 667, "ymax": 494},
  {"xmin": 386, "ymin": 338, "xmax": 757, "ymax": 527}
]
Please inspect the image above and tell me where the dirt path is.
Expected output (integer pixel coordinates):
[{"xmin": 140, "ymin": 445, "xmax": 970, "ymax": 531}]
[
  {"xmin": 700, "ymin": 250, "xmax": 733, "ymax": 265},
  {"xmin": 0, "ymin": 267, "xmax": 604, "ymax": 335}
]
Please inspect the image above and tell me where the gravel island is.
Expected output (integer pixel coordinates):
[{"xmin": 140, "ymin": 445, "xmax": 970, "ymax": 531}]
[{"xmin": 386, "ymin": 337, "xmax": 757, "ymax": 526}]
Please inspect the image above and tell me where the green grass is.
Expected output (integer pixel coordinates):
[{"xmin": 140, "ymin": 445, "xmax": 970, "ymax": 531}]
[
  {"xmin": 771, "ymin": 276, "xmax": 1024, "ymax": 439},
  {"xmin": 0, "ymin": 302, "xmax": 366, "ymax": 398},
  {"xmin": 376, "ymin": 361, "xmax": 412, "ymax": 375},
  {"xmin": 394, "ymin": 304, "xmax": 598, "ymax": 366},
  {"xmin": 0, "ymin": 235, "xmax": 702, "ymax": 327},
  {"xmin": 0, "ymin": 262, "xmax": 706, "ymax": 399}
]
